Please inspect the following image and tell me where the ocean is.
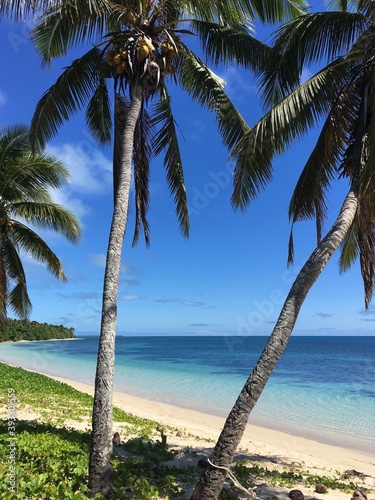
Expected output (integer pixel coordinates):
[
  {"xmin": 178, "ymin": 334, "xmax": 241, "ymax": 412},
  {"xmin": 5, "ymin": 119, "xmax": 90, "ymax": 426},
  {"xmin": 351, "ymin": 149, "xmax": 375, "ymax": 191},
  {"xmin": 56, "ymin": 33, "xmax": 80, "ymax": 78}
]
[{"xmin": 0, "ymin": 335, "xmax": 374, "ymax": 455}]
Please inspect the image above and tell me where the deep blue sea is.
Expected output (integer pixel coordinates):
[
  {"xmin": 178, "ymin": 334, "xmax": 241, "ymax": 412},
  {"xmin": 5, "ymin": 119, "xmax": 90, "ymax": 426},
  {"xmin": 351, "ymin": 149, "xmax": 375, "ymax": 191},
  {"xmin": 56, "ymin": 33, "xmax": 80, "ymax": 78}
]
[{"xmin": 0, "ymin": 335, "xmax": 374, "ymax": 454}]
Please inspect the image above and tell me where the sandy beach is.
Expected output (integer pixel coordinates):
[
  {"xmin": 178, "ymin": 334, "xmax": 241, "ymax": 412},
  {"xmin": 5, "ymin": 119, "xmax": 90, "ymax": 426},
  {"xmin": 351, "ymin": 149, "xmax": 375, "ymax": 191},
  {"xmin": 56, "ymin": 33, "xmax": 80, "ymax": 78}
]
[{"xmin": 22, "ymin": 372, "xmax": 372, "ymax": 500}]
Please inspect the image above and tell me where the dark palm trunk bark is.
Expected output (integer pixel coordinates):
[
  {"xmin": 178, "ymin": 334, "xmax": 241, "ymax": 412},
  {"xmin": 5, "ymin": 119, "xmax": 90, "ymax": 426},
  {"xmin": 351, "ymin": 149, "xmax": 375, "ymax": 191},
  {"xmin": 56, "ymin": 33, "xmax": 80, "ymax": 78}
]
[
  {"xmin": 89, "ymin": 84, "xmax": 143, "ymax": 496},
  {"xmin": 191, "ymin": 186, "xmax": 358, "ymax": 500}
]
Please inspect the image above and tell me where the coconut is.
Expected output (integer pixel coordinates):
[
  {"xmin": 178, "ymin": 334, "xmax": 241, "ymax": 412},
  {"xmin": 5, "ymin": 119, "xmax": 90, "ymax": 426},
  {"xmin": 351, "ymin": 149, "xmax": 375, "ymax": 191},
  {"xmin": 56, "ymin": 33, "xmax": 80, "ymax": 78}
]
[
  {"xmin": 126, "ymin": 11, "xmax": 137, "ymax": 24},
  {"xmin": 168, "ymin": 47, "xmax": 177, "ymax": 57},
  {"xmin": 116, "ymin": 64, "xmax": 124, "ymax": 74},
  {"xmin": 113, "ymin": 54, "xmax": 122, "ymax": 65},
  {"xmin": 143, "ymin": 37, "xmax": 154, "ymax": 52},
  {"xmin": 137, "ymin": 46, "xmax": 149, "ymax": 61},
  {"xmin": 161, "ymin": 41, "xmax": 170, "ymax": 53}
]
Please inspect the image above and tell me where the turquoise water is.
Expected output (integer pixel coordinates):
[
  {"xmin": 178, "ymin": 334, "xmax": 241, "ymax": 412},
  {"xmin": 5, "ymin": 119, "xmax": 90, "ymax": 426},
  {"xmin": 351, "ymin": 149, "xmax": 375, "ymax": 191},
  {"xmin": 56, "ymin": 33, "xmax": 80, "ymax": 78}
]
[{"xmin": 0, "ymin": 335, "xmax": 374, "ymax": 454}]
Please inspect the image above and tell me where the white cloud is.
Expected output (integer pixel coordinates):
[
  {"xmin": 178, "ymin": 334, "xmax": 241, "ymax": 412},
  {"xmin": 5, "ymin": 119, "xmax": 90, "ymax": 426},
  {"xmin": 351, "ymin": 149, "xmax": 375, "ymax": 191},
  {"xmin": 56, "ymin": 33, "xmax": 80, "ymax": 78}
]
[
  {"xmin": 47, "ymin": 143, "xmax": 112, "ymax": 196},
  {"xmin": 0, "ymin": 88, "xmax": 7, "ymax": 107},
  {"xmin": 51, "ymin": 186, "xmax": 90, "ymax": 221},
  {"xmin": 182, "ymin": 300, "xmax": 204, "ymax": 307},
  {"xmin": 121, "ymin": 294, "xmax": 143, "ymax": 301},
  {"xmin": 90, "ymin": 253, "xmax": 106, "ymax": 268},
  {"xmin": 218, "ymin": 67, "xmax": 257, "ymax": 98}
]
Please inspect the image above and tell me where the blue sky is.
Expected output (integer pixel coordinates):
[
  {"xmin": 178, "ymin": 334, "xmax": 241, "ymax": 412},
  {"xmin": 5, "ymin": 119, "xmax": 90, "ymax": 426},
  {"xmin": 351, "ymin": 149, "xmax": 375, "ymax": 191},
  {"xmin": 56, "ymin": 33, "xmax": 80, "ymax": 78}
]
[{"xmin": 0, "ymin": 4, "xmax": 374, "ymax": 336}]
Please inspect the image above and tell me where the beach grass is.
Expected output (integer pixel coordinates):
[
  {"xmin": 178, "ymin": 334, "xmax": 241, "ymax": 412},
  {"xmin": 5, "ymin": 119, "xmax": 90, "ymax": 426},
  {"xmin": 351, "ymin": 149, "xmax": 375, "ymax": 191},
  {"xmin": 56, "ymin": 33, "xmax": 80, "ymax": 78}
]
[
  {"xmin": 0, "ymin": 363, "xmax": 192, "ymax": 499},
  {"xmin": 0, "ymin": 363, "xmax": 372, "ymax": 499}
]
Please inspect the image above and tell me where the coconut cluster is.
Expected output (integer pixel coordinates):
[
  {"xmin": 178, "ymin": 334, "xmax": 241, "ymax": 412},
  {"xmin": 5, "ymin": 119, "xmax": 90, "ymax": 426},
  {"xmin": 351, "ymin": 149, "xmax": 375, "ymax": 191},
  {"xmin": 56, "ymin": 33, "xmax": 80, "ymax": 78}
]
[{"xmin": 107, "ymin": 30, "xmax": 178, "ymax": 90}]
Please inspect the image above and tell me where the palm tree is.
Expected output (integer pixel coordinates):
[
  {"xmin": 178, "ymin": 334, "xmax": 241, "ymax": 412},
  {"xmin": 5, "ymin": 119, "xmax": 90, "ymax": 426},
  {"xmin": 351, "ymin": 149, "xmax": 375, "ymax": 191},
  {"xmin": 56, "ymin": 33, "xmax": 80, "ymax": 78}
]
[
  {"xmin": 0, "ymin": 124, "xmax": 80, "ymax": 325},
  {"xmin": 192, "ymin": 1, "xmax": 375, "ymax": 497},
  {"xmin": 0, "ymin": 0, "xmax": 67, "ymax": 20},
  {"xmin": 25, "ymin": 0, "xmax": 308, "ymax": 495}
]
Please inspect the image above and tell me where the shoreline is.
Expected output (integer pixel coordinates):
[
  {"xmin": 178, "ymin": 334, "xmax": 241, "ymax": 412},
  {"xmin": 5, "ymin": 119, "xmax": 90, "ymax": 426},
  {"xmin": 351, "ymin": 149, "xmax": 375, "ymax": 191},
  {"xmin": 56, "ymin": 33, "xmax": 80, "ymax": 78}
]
[
  {"xmin": 2, "ymin": 358, "xmax": 375, "ymax": 462},
  {"xmin": 28, "ymin": 369, "xmax": 375, "ymax": 480},
  {"xmin": 1, "ymin": 362, "xmax": 375, "ymax": 498}
]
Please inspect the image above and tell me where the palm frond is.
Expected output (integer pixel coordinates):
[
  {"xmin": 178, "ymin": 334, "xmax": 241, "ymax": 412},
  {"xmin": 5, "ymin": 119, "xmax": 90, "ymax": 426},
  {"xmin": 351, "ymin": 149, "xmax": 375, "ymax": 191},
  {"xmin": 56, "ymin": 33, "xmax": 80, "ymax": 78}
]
[
  {"xmin": 259, "ymin": 11, "xmax": 367, "ymax": 106},
  {"xmin": 247, "ymin": 0, "xmax": 309, "ymax": 23},
  {"xmin": 151, "ymin": 86, "xmax": 189, "ymax": 238},
  {"xmin": 288, "ymin": 77, "xmax": 360, "ymax": 245},
  {"xmin": 192, "ymin": 20, "xmax": 271, "ymax": 71},
  {"xmin": 86, "ymin": 75, "xmax": 113, "ymax": 145},
  {"xmin": 0, "ymin": 253, "xmax": 8, "ymax": 325},
  {"xmin": 179, "ymin": 0, "xmax": 249, "ymax": 25},
  {"xmin": 31, "ymin": 0, "xmax": 119, "ymax": 64},
  {"xmin": 359, "ymin": 70, "xmax": 375, "ymax": 194},
  {"xmin": 11, "ymin": 202, "xmax": 81, "ymax": 243},
  {"xmin": 0, "ymin": 0, "xmax": 62, "ymax": 21},
  {"xmin": 231, "ymin": 59, "xmax": 351, "ymax": 210},
  {"xmin": 179, "ymin": 46, "xmax": 249, "ymax": 150},
  {"xmin": 10, "ymin": 221, "xmax": 68, "ymax": 281},
  {"xmin": 357, "ymin": 193, "xmax": 375, "ymax": 308},
  {"xmin": 0, "ymin": 124, "xmax": 30, "ymax": 167},
  {"xmin": 132, "ymin": 103, "xmax": 152, "ymax": 247},
  {"xmin": 183, "ymin": 0, "xmax": 307, "ymax": 24},
  {"xmin": 2, "ymin": 237, "xmax": 32, "ymax": 318},
  {"xmin": 0, "ymin": 154, "xmax": 70, "ymax": 201},
  {"xmin": 324, "ymin": 0, "xmax": 356, "ymax": 11},
  {"xmin": 339, "ymin": 216, "xmax": 359, "ymax": 273},
  {"xmin": 8, "ymin": 282, "xmax": 32, "ymax": 319},
  {"xmin": 30, "ymin": 47, "xmax": 104, "ymax": 150}
]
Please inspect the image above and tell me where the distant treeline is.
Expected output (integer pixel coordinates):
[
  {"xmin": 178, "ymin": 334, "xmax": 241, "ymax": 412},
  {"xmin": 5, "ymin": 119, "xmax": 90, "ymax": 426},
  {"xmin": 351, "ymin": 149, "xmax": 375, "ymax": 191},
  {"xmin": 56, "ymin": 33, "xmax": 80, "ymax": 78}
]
[{"xmin": 0, "ymin": 319, "xmax": 75, "ymax": 342}]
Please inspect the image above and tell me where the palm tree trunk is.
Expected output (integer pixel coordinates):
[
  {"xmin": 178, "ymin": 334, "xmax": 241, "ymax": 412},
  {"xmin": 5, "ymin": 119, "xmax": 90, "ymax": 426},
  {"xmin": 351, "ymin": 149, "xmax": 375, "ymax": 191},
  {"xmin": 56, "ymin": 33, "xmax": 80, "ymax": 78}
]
[
  {"xmin": 88, "ymin": 84, "xmax": 143, "ymax": 497},
  {"xmin": 191, "ymin": 185, "xmax": 358, "ymax": 500}
]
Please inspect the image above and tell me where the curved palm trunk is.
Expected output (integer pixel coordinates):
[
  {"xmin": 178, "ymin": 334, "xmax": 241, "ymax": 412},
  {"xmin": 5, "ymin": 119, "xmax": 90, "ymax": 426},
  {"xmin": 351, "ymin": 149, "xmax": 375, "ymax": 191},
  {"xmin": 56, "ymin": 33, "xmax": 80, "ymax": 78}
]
[
  {"xmin": 89, "ymin": 84, "xmax": 143, "ymax": 497},
  {"xmin": 191, "ymin": 185, "xmax": 358, "ymax": 500}
]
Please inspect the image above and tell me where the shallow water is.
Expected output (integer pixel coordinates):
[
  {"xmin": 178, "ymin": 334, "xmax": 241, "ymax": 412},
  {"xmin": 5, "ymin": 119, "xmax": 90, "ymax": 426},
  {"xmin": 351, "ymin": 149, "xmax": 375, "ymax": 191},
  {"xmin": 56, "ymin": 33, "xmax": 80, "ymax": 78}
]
[{"xmin": 0, "ymin": 335, "xmax": 374, "ymax": 454}]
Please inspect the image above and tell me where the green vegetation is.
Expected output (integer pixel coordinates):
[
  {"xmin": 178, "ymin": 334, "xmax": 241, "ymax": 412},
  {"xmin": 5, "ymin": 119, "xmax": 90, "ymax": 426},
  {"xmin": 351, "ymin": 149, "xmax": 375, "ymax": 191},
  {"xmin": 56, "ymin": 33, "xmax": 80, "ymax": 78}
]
[
  {"xmin": 0, "ymin": 364, "xmax": 194, "ymax": 499},
  {"xmin": 0, "ymin": 319, "xmax": 75, "ymax": 342},
  {"xmin": 0, "ymin": 364, "xmax": 371, "ymax": 499},
  {"xmin": 0, "ymin": 125, "xmax": 80, "ymax": 324},
  {"xmin": 231, "ymin": 461, "xmax": 362, "ymax": 494}
]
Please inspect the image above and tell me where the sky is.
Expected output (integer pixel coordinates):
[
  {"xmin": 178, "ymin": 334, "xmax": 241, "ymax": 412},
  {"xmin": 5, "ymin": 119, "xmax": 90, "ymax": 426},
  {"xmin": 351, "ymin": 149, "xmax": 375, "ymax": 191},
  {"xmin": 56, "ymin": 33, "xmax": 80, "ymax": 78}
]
[{"xmin": 0, "ymin": 2, "xmax": 374, "ymax": 337}]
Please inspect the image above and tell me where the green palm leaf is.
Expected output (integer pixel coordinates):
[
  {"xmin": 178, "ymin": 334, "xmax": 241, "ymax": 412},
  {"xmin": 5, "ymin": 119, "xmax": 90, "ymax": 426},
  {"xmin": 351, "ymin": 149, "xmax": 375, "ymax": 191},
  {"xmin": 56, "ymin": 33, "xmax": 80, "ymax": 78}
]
[
  {"xmin": 0, "ymin": 125, "xmax": 80, "ymax": 320},
  {"xmin": 0, "ymin": 154, "xmax": 69, "ymax": 202},
  {"xmin": 339, "ymin": 216, "xmax": 359, "ymax": 273},
  {"xmin": 260, "ymin": 11, "xmax": 367, "ymax": 106},
  {"xmin": 151, "ymin": 86, "xmax": 189, "ymax": 238},
  {"xmin": 2, "ymin": 237, "xmax": 31, "ymax": 318},
  {"xmin": 0, "ymin": 125, "xmax": 29, "ymax": 166},
  {"xmin": 179, "ymin": 46, "xmax": 249, "ymax": 150},
  {"xmin": 192, "ymin": 20, "xmax": 270, "ymax": 70},
  {"xmin": 359, "ymin": 70, "xmax": 375, "ymax": 193},
  {"xmin": 11, "ymin": 202, "xmax": 80, "ymax": 243},
  {"xmin": 0, "ymin": 0, "xmax": 62, "ymax": 20},
  {"xmin": 86, "ymin": 75, "xmax": 113, "ymax": 145},
  {"xmin": 132, "ymin": 103, "xmax": 152, "ymax": 247},
  {"xmin": 247, "ymin": 0, "xmax": 309, "ymax": 23},
  {"xmin": 30, "ymin": 47, "xmax": 105, "ymax": 150},
  {"xmin": 10, "ymin": 221, "xmax": 67, "ymax": 281},
  {"xmin": 0, "ymin": 252, "xmax": 8, "ymax": 324},
  {"xmin": 231, "ymin": 59, "xmax": 352, "ymax": 209},
  {"xmin": 183, "ymin": 0, "xmax": 308, "ymax": 24},
  {"xmin": 356, "ymin": 193, "xmax": 375, "ymax": 308},
  {"xmin": 30, "ymin": 0, "xmax": 118, "ymax": 64},
  {"xmin": 287, "ymin": 76, "xmax": 361, "ymax": 255}
]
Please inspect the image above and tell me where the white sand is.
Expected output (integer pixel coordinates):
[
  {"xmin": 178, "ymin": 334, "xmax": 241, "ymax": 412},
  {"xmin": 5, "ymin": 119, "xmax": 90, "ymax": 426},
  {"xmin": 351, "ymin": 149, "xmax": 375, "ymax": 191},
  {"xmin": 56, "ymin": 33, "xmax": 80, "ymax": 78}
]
[
  {"xmin": 51, "ymin": 375, "xmax": 375, "ymax": 499},
  {"xmin": 2, "ymin": 368, "xmax": 374, "ymax": 499}
]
